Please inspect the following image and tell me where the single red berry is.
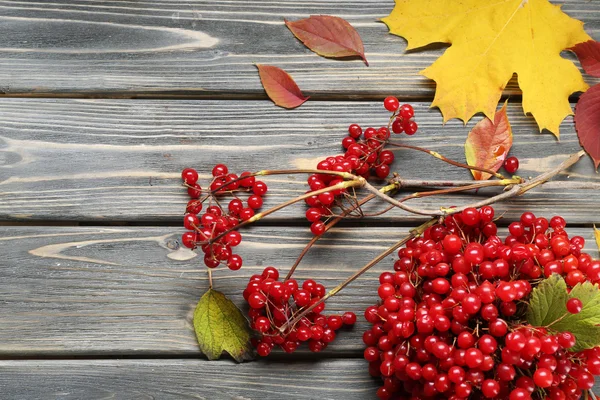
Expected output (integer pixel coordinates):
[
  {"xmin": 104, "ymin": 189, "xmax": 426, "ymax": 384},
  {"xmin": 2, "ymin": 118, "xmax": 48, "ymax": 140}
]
[
  {"xmin": 310, "ymin": 221, "xmax": 326, "ymax": 236},
  {"xmin": 403, "ymin": 120, "xmax": 418, "ymax": 135},
  {"xmin": 247, "ymin": 194, "xmax": 263, "ymax": 209},
  {"xmin": 342, "ymin": 312, "xmax": 356, "ymax": 325},
  {"xmin": 566, "ymin": 298, "xmax": 583, "ymax": 314},
  {"xmin": 391, "ymin": 118, "xmax": 404, "ymax": 134},
  {"xmin": 181, "ymin": 168, "xmax": 199, "ymax": 184},
  {"xmin": 183, "ymin": 213, "xmax": 200, "ymax": 230},
  {"xmin": 181, "ymin": 231, "xmax": 197, "ymax": 248},
  {"xmin": 227, "ymin": 254, "xmax": 243, "ymax": 270},
  {"xmin": 383, "ymin": 96, "xmax": 400, "ymax": 112},
  {"xmin": 212, "ymin": 163, "xmax": 228, "ymax": 177},
  {"xmin": 253, "ymin": 181, "xmax": 268, "ymax": 196},
  {"xmin": 187, "ymin": 184, "xmax": 202, "ymax": 198},
  {"xmin": 348, "ymin": 124, "xmax": 362, "ymax": 138},
  {"xmin": 504, "ymin": 156, "xmax": 519, "ymax": 174},
  {"xmin": 239, "ymin": 172, "xmax": 255, "ymax": 187},
  {"xmin": 399, "ymin": 104, "xmax": 414, "ymax": 119}
]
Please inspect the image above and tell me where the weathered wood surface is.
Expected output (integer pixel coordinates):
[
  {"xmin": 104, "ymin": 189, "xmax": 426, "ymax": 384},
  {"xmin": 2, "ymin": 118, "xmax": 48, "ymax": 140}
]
[
  {"xmin": 1, "ymin": 360, "xmax": 600, "ymax": 400},
  {"xmin": 1, "ymin": 225, "xmax": 597, "ymax": 356},
  {"xmin": 1, "ymin": 359, "xmax": 382, "ymax": 399},
  {"xmin": 1, "ymin": 99, "xmax": 598, "ymax": 224},
  {"xmin": 0, "ymin": 0, "xmax": 598, "ymax": 97}
]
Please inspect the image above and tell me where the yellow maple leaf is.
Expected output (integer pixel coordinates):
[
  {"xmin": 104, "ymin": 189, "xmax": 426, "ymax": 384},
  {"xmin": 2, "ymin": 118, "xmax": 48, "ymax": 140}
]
[{"xmin": 382, "ymin": 0, "xmax": 591, "ymax": 137}]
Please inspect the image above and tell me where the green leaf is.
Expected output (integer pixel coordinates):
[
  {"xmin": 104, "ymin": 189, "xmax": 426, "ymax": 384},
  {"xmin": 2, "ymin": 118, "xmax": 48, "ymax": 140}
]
[
  {"xmin": 527, "ymin": 274, "xmax": 600, "ymax": 352},
  {"xmin": 193, "ymin": 289, "xmax": 254, "ymax": 362},
  {"xmin": 526, "ymin": 274, "xmax": 568, "ymax": 326}
]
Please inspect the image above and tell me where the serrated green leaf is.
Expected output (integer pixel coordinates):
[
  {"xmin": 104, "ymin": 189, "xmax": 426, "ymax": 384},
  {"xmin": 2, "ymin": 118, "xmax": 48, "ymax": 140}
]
[
  {"xmin": 193, "ymin": 289, "xmax": 254, "ymax": 362},
  {"xmin": 527, "ymin": 275, "xmax": 600, "ymax": 352},
  {"xmin": 526, "ymin": 274, "xmax": 568, "ymax": 326}
]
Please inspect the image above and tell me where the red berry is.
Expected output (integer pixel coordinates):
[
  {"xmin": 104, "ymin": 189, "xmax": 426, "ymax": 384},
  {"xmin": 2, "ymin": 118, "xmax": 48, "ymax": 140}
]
[
  {"xmin": 383, "ymin": 96, "xmax": 400, "ymax": 112},
  {"xmin": 566, "ymin": 297, "xmax": 583, "ymax": 314},
  {"xmin": 403, "ymin": 120, "xmax": 418, "ymax": 135},
  {"xmin": 187, "ymin": 184, "xmax": 202, "ymax": 198},
  {"xmin": 348, "ymin": 124, "xmax": 362, "ymax": 138},
  {"xmin": 181, "ymin": 168, "xmax": 199, "ymax": 184},
  {"xmin": 212, "ymin": 163, "xmax": 228, "ymax": 177},
  {"xmin": 253, "ymin": 181, "xmax": 268, "ymax": 196},
  {"xmin": 504, "ymin": 156, "xmax": 519, "ymax": 174},
  {"xmin": 399, "ymin": 104, "xmax": 414, "ymax": 119}
]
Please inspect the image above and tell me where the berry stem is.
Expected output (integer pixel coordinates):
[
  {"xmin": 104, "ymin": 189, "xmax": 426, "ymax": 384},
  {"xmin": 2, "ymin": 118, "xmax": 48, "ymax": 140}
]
[
  {"xmin": 208, "ymin": 178, "xmax": 366, "ymax": 244},
  {"xmin": 285, "ymin": 183, "xmax": 398, "ymax": 280},
  {"xmin": 284, "ymin": 193, "xmax": 377, "ymax": 280},
  {"xmin": 363, "ymin": 151, "xmax": 584, "ymax": 217},
  {"xmin": 283, "ymin": 218, "xmax": 438, "ymax": 332},
  {"xmin": 387, "ymin": 141, "xmax": 507, "ymax": 179},
  {"xmin": 397, "ymin": 178, "xmax": 522, "ymax": 203},
  {"xmin": 208, "ymin": 268, "xmax": 213, "ymax": 289},
  {"xmin": 208, "ymin": 168, "xmax": 359, "ymax": 195}
]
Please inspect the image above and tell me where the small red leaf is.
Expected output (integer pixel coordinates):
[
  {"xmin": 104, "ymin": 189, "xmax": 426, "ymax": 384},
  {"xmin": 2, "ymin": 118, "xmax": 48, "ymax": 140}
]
[
  {"xmin": 464, "ymin": 102, "xmax": 513, "ymax": 180},
  {"xmin": 285, "ymin": 15, "xmax": 368, "ymax": 66},
  {"xmin": 256, "ymin": 65, "xmax": 309, "ymax": 109},
  {"xmin": 571, "ymin": 40, "xmax": 600, "ymax": 78},
  {"xmin": 575, "ymin": 84, "xmax": 600, "ymax": 170}
]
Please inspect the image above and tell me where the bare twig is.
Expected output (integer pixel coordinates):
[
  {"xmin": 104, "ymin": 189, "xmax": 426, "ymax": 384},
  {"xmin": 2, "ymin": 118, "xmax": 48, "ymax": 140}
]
[
  {"xmin": 387, "ymin": 142, "xmax": 506, "ymax": 179},
  {"xmin": 363, "ymin": 151, "xmax": 586, "ymax": 217}
]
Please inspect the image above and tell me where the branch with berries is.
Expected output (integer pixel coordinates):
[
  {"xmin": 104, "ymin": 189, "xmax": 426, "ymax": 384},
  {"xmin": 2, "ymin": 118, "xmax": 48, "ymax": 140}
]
[{"xmin": 179, "ymin": 97, "xmax": 600, "ymax": 400}]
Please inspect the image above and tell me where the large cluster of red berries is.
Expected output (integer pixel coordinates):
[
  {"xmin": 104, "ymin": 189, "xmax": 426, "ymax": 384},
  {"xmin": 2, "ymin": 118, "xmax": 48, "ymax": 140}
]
[
  {"xmin": 244, "ymin": 266, "xmax": 357, "ymax": 356},
  {"xmin": 304, "ymin": 97, "xmax": 418, "ymax": 236},
  {"xmin": 180, "ymin": 163, "xmax": 268, "ymax": 269},
  {"xmin": 363, "ymin": 206, "xmax": 600, "ymax": 400}
]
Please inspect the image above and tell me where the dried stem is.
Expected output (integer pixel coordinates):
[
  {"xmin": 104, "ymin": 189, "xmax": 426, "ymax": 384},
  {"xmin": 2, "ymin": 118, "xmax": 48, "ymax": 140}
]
[
  {"xmin": 363, "ymin": 151, "xmax": 585, "ymax": 217},
  {"xmin": 208, "ymin": 178, "xmax": 366, "ymax": 244},
  {"xmin": 387, "ymin": 142, "xmax": 506, "ymax": 179},
  {"xmin": 283, "ymin": 218, "xmax": 438, "ymax": 332},
  {"xmin": 284, "ymin": 194, "xmax": 377, "ymax": 280},
  {"xmin": 397, "ymin": 178, "xmax": 522, "ymax": 203},
  {"xmin": 208, "ymin": 269, "xmax": 213, "ymax": 289}
]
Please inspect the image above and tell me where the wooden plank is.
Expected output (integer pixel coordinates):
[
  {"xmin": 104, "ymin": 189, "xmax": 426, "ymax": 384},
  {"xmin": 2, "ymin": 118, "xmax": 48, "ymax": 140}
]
[
  {"xmin": 2, "ymin": 359, "xmax": 599, "ymax": 400},
  {"xmin": 1, "ymin": 225, "xmax": 598, "ymax": 356},
  {"xmin": 0, "ymin": 99, "xmax": 598, "ymax": 223},
  {"xmin": 0, "ymin": 0, "xmax": 598, "ymax": 97},
  {"xmin": 0, "ymin": 359, "xmax": 381, "ymax": 399}
]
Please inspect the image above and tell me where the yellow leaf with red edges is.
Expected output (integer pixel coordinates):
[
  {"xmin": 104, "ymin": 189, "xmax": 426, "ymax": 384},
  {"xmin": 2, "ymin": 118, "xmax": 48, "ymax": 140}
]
[
  {"xmin": 465, "ymin": 102, "xmax": 513, "ymax": 180},
  {"xmin": 382, "ymin": 0, "xmax": 591, "ymax": 137},
  {"xmin": 594, "ymin": 225, "xmax": 600, "ymax": 256}
]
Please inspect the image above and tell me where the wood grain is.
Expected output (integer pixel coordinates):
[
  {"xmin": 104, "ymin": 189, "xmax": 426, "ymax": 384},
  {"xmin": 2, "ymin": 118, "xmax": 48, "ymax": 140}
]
[
  {"xmin": 0, "ymin": 0, "xmax": 597, "ymax": 97},
  {"xmin": 0, "ymin": 98, "xmax": 598, "ymax": 223},
  {"xmin": 1, "ymin": 359, "xmax": 382, "ymax": 399},
  {"xmin": 1, "ymin": 225, "xmax": 598, "ymax": 356}
]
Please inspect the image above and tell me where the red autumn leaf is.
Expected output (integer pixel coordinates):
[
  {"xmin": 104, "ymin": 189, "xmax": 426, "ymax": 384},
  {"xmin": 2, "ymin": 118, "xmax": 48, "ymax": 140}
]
[
  {"xmin": 464, "ymin": 102, "xmax": 513, "ymax": 180},
  {"xmin": 285, "ymin": 15, "xmax": 368, "ymax": 66},
  {"xmin": 574, "ymin": 84, "xmax": 600, "ymax": 170},
  {"xmin": 571, "ymin": 40, "xmax": 600, "ymax": 78},
  {"xmin": 256, "ymin": 65, "xmax": 309, "ymax": 109}
]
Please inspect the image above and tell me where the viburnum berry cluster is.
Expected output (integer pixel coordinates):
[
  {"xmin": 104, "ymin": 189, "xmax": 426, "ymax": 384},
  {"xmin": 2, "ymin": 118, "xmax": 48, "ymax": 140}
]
[
  {"xmin": 180, "ymin": 163, "xmax": 269, "ymax": 270},
  {"xmin": 244, "ymin": 266, "xmax": 357, "ymax": 356},
  {"xmin": 304, "ymin": 96, "xmax": 417, "ymax": 235},
  {"xmin": 179, "ymin": 95, "xmax": 595, "ymax": 397},
  {"xmin": 364, "ymin": 206, "xmax": 600, "ymax": 400}
]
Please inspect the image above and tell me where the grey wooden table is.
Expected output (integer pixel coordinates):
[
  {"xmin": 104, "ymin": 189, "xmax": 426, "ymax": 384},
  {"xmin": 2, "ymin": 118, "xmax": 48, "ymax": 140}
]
[{"xmin": 1, "ymin": 1, "xmax": 600, "ymax": 399}]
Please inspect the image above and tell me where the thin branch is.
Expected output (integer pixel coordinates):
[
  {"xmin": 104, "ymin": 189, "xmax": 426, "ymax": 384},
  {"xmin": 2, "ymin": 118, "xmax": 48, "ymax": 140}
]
[
  {"xmin": 387, "ymin": 142, "xmax": 506, "ymax": 179},
  {"xmin": 284, "ymin": 194, "xmax": 377, "ymax": 280},
  {"xmin": 364, "ymin": 151, "xmax": 586, "ymax": 217},
  {"xmin": 397, "ymin": 178, "xmax": 522, "ymax": 203},
  {"xmin": 207, "ymin": 178, "xmax": 366, "ymax": 244}
]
